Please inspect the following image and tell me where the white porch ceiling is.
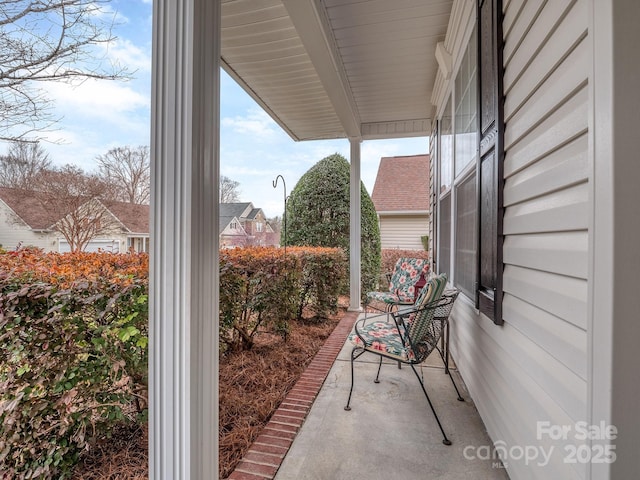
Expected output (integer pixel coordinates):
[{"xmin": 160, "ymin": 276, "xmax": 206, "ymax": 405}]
[{"xmin": 221, "ymin": 0, "xmax": 453, "ymax": 141}]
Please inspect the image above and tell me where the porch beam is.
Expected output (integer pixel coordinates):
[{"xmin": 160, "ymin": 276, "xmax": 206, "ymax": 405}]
[
  {"xmin": 349, "ymin": 138, "xmax": 362, "ymax": 311},
  {"xmin": 150, "ymin": 0, "xmax": 220, "ymax": 478},
  {"xmin": 281, "ymin": 0, "xmax": 361, "ymax": 138},
  {"xmin": 361, "ymin": 119, "xmax": 431, "ymax": 140}
]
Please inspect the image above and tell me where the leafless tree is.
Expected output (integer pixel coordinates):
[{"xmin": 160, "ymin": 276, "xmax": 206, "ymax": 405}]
[
  {"xmin": 0, "ymin": 140, "xmax": 52, "ymax": 188},
  {"xmin": 33, "ymin": 164, "xmax": 119, "ymax": 252},
  {"xmin": 0, "ymin": 0, "xmax": 129, "ymax": 141},
  {"xmin": 267, "ymin": 216, "xmax": 282, "ymax": 234},
  {"xmin": 220, "ymin": 175, "xmax": 241, "ymax": 203},
  {"xmin": 97, "ymin": 145, "xmax": 150, "ymax": 204}
]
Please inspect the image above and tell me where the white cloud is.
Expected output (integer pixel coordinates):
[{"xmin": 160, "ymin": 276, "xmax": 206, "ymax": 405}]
[
  {"xmin": 44, "ymin": 78, "xmax": 149, "ymax": 121},
  {"xmin": 103, "ymin": 38, "xmax": 151, "ymax": 72},
  {"xmin": 222, "ymin": 109, "xmax": 280, "ymax": 139}
]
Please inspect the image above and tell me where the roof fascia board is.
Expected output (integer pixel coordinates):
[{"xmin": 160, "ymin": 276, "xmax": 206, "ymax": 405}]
[
  {"xmin": 377, "ymin": 210, "xmax": 430, "ymax": 216},
  {"xmin": 281, "ymin": 0, "xmax": 361, "ymax": 139}
]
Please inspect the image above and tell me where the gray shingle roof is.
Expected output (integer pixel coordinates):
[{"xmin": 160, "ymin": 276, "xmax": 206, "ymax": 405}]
[{"xmin": 219, "ymin": 202, "xmax": 252, "ymax": 219}]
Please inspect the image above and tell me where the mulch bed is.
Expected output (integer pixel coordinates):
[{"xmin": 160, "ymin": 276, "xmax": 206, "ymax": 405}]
[{"xmin": 72, "ymin": 306, "xmax": 345, "ymax": 479}]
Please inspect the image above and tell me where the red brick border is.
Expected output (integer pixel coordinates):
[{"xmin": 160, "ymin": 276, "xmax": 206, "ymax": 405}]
[{"xmin": 226, "ymin": 311, "xmax": 358, "ymax": 480}]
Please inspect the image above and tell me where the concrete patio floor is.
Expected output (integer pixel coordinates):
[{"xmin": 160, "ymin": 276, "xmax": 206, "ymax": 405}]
[{"xmin": 274, "ymin": 319, "xmax": 510, "ymax": 480}]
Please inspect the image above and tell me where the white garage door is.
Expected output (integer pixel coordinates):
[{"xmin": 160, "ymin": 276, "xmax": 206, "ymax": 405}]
[{"xmin": 58, "ymin": 239, "xmax": 121, "ymax": 253}]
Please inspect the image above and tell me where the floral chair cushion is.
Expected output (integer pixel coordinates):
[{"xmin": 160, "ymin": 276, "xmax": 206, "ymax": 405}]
[
  {"xmin": 366, "ymin": 257, "xmax": 429, "ymax": 305},
  {"xmin": 352, "ymin": 273, "xmax": 448, "ymax": 363},
  {"xmin": 348, "ymin": 320, "xmax": 419, "ymax": 362}
]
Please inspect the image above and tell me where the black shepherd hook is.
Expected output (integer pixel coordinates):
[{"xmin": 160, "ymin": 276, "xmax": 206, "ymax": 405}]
[{"xmin": 272, "ymin": 175, "xmax": 287, "ymax": 254}]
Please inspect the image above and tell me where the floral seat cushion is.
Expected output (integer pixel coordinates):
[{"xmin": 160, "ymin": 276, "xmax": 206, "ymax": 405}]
[
  {"xmin": 366, "ymin": 257, "xmax": 429, "ymax": 305},
  {"xmin": 349, "ymin": 320, "xmax": 408, "ymax": 361},
  {"xmin": 348, "ymin": 321, "xmax": 435, "ymax": 363},
  {"xmin": 352, "ymin": 273, "xmax": 448, "ymax": 363}
]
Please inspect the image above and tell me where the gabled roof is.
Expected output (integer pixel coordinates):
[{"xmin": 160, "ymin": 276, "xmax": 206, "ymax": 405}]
[
  {"xmin": 219, "ymin": 215, "xmax": 246, "ymax": 235},
  {"xmin": 246, "ymin": 208, "xmax": 262, "ymax": 220},
  {"xmin": 106, "ymin": 202, "xmax": 150, "ymax": 234},
  {"xmin": 0, "ymin": 186, "xmax": 57, "ymax": 230},
  {"xmin": 220, "ymin": 202, "xmax": 253, "ymax": 219},
  {"xmin": 0, "ymin": 187, "xmax": 150, "ymax": 234},
  {"xmin": 371, "ymin": 154, "xmax": 430, "ymax": 213}
]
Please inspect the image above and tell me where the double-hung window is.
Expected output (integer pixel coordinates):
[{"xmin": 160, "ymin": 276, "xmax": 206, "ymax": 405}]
[
  {"xmin": 436, "ymin": 28, "xmax": 478, "ymax": 303},
  {"xmin": 434, "ymin": 0, "xmax": 504, "ymax": 324}
]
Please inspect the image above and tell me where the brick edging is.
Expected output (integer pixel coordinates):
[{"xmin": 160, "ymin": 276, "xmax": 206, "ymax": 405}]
[{"xmin": 226, "ymin": 310, "xmax": 358, "ymax": 480}]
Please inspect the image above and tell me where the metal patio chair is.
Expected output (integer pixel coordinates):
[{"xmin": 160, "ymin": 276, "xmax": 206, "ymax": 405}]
[
  {"xmin": 365, "ymin": 257, "xmax": 429, "ymax": 313},
  {"xmin": 344, "ymin": 274, "xmax": 464, "ymax": 445}
]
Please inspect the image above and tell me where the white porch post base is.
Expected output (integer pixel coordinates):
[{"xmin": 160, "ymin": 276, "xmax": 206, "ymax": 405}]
[
  {"xmin": 150, "ymin": 0, "xmax": 220, "ymax": 478},
  {"xmin": 349, "ymin": 138, "xmax": 362, "ymax": 311}
]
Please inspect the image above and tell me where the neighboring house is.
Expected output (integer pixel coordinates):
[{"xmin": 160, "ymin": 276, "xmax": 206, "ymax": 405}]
[
  {"xmin": 105, "ymin": 202, "xmax": 150, "ymax": 253},
  {"xmin": 371, "ymin": 154, "xmax": 430, "ymax": 250},
  {"xmin": 219, "ymin": 202, "xmax": 278, "ymax": 247},
  {"xmin": 0, "ymin": 186, "xmax": 57, "ymax": 251},
  {"xmin": 0, "ymin": 187, "xmax": 149, "ymax": 253}
]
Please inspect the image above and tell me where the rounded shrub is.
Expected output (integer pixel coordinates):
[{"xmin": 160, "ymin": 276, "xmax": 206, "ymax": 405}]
[{"xmin": 284, "ymin": 153, "xmax": 381, "ymax": 299}]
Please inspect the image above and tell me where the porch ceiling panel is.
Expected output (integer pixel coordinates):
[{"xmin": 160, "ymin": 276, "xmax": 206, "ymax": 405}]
[
  {"xmin": 221, "ymin": 0, "xmax": 345, "ymax": 140},
  {"xmin": 325, "ymin": 0, "xmax": 452, "ymax": 128},
  {"xmin": 221, "ymin": 0, "xmax": 452, "ymax": 141}
]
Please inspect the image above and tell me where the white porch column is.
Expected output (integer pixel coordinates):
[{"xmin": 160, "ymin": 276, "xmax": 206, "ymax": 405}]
[
  {"xmin": 349, "ymin": 138, "xmax": 362, "ymax": 311},
  {"xmin": 150, "ymin": 0, "xmax": 220, "ymax": 479},
  {"xmin": 591, "ymin": 1, "xmax": 640, "ymax": 479}
]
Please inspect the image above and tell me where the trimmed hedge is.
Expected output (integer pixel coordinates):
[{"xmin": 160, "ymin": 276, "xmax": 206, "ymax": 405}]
[
  {"xmin": 0, "ymin": 250, "xmax": 148, "ymax": 479},
  {"xmin": 0, "ymin": 246, "xmax": 345, "ymax": 478},
  {"xmin": 288, "ymin": 246, "xmax": 347, "ymax": 321},
  {"xmin": 219, "ymin": 246, "xmax": 346, "ymax": 351}
]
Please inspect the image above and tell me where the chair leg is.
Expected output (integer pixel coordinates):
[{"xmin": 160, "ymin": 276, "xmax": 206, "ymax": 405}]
[
  {"xmin": 434, "ymin": 347, "xmax": 464, "ymax": 402},
  {"xmin": 447, "ymin": 369, "xmax": 465, "ymax": 402},
  {"xmin": 374, "ymin": 356, "xmax": 383, "ymax": 383},
  {"xmin": 409, "ymin": 364, "xmax": 452, "ymax": 446},
  {"xmin": 442, "ymin": 319, "xmax": 449, "ymax": 374},
  {"xmin": 344, "ymin": 347, "xmax": 365, "ymax": 411}
]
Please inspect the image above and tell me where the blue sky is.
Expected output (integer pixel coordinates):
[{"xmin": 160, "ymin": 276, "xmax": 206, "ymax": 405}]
[{"xmin": 3, "ymin": 0, "xmax": 428, "ymax": 218}]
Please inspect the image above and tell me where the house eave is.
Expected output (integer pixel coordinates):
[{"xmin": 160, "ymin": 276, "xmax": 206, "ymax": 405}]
[{"xmin": 377, "ymin": 210, "xmax": 430, "ymax": 216}]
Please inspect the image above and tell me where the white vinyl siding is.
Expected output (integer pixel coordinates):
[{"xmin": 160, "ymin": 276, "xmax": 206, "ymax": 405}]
[
  {"xmin": 0, "ymin": 228, "xmax": 53, "ymax": 251},
  {"xmin": 0, "ymin": 203, "xmax": 55, "ymax": 251},
  {"xmin": 448, "ymin": 1, "xmax": 590, "ymax": 479},
  {"xmin": 58, "ymin": 239, "xmax": 122, "ymax": 253},
  {"xmin": 378, "ymin": 214, "xmax": 428, "ymax": 251}
]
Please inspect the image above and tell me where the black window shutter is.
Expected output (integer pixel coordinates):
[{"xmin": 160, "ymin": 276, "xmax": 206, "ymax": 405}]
[{"xmin": 476, "ymin": 0, "xmax": 504, "ymax": 325}]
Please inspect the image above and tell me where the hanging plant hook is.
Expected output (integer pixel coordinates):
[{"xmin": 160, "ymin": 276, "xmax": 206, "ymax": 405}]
[{"xmin": 272, "ymin": 175, "xmax": 287, "ymax": 254}]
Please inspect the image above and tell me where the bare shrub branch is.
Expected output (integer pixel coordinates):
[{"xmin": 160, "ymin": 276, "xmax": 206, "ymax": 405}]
[{"xmin": 0, "ymin": 0, "xmax": 130, "ymax": 141}]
